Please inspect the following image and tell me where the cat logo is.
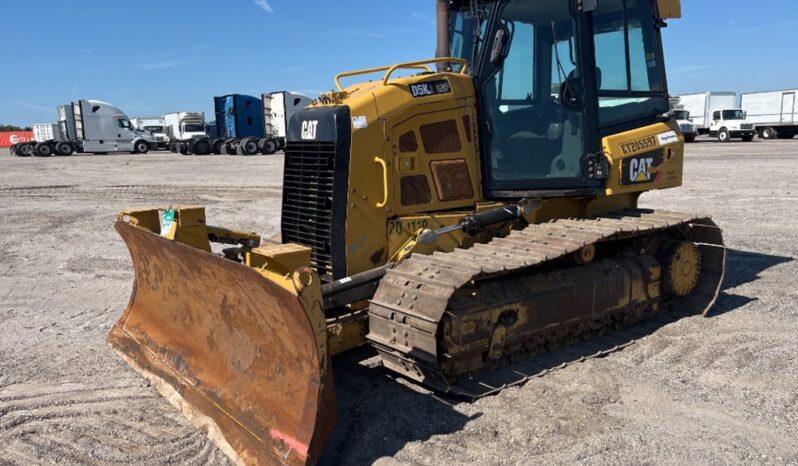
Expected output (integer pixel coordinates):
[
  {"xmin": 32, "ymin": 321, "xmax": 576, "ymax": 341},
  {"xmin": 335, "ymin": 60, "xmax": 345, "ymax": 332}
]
[
  {"xmin": 621, "ymin": 151, "xmax": 663, "ymax": 185},
  {"xmin": 301, "ymin": 120, "xmax": 318, "ymax": 140},
  {"xmin": 630, "ymin": 157, "xmax": 654, "ymax": 182}
]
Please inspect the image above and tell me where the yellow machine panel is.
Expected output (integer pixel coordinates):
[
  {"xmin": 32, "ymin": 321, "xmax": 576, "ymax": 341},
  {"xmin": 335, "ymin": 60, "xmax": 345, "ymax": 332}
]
[
  {"xmin": 657, "ymin": 0, "xmax": 682, "ymax": 18},
  {"xmin": 603, "ymin": 121, "xmax": 685, "ymax": 196}
]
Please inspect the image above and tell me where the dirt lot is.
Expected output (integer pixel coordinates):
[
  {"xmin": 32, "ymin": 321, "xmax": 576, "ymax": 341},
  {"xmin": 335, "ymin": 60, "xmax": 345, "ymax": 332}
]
[{"xmin": 1, "ymin": 140, "xmax": 797, "ymax": 466}]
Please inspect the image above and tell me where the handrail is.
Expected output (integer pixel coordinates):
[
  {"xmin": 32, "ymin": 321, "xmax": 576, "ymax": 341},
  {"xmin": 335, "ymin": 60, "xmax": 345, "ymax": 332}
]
[
  {"xmin": 335, "ymin": 65, "xmax": 431, "ymax": 91},
  {"xmin": 334, "ymin": 57, "xmax": 469, "ymax": 91},
  {"xmin": 374, "ymin": 157, "xmax": 389, "ymax": 209},
  {"xmin": 382, "ymin": 57, "xmax": 468, "ymax": 86}
]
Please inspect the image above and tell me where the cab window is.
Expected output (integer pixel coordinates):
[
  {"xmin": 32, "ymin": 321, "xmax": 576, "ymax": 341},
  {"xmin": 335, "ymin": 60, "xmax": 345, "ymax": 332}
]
[
  {"xmin": 594, "ymin": 0, "xmax": 668, "ymax": 127},
  {"xmin": 117, "ymin": 119, "xmax": 132, "ymax": 129}
]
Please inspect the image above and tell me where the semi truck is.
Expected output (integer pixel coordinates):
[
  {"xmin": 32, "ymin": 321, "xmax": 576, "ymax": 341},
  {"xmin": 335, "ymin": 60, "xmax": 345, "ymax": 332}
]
[
  {"xmin": 669, "ymin": 97, "xmax": 697, "ymax": 142},
  {"xmin": 164, "ymin": 112, "xmax": 209, "ymax": 155},
  {"xmin": 679, "ymin": 92, "xmax": 755, "ymax": 142},
  {"xmin": 673, "ymin": 109, "xmax": 698, "ymax": 142},
  {"xmin": 740, "ymin": 89, "xmax": 798, "ymax": 139},
  {"xmin": 214, "ymin": 94, "xmax": 264, "ymax": 155},
  {"xmin": 131, "ymin": 117, "xmax": 169, "ymax": 149},
  {"xmin": 11, "ymin": 100, "xmax": 156, "ymax": 157},
  {"xmin": 261, "ymin": 91, "xmax": 313, "ymax": 154},
  {"xmin": 174, "ymin": 92, "xmax": 312, "ymax": 155},
  {"xmin": 168, "ymin": 94, "xmax": 262, "ymax": 155}
]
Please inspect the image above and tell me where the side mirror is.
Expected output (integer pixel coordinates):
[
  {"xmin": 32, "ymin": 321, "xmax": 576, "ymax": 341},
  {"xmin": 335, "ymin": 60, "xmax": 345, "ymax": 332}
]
[{"xmin": 490, "ymin": 29, "xmax": 507, "ymax": 65}]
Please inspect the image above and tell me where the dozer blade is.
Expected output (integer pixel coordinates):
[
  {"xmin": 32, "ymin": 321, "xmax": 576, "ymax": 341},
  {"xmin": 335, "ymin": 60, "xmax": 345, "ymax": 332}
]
[{"xmin": 109, "ymin": 220, "xmax": 336, "ymax": 466}]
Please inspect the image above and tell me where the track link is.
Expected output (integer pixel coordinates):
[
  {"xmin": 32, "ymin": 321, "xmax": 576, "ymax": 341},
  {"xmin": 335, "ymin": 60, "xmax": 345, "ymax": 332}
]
[{"xmin": 367, "ymin": 209, "xmax": 726, "ymax": 397}]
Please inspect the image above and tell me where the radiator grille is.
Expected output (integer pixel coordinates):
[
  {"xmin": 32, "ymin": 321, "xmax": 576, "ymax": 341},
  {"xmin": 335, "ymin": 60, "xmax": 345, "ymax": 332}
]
[{"xmin": 282, "ymin": 141, "xmax": 336, "ymax": 277}]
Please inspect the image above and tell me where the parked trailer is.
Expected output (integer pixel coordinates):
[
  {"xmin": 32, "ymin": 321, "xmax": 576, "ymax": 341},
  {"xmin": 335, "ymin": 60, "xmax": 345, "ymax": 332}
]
[
  {"xmin": 2, "ymin": 131, "xmax": 33, "ymax": 155},
  {"xmin": 260, "ymin": 91, "xmax": 313, "ymax": 154},
  {"xmin": 11, "ymin": 100, "xmax": 156, "ymax": 157},
  {"xmin": 740, "ymin": 89, "xmax": 798, "ymax": 139},
  {"xmin": 30, "ymin": 123, "xmax": 74, "ymax": 156},
  {"xmin": 131, "ymin": 117, "xmax": 169, "ymax": 149}
]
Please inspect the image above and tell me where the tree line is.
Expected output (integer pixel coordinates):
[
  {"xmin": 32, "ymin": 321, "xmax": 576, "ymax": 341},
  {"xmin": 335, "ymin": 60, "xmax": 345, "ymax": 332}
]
[{"xmin": 0, "ymin": 124, "xmax": 33, "ymax": 131}]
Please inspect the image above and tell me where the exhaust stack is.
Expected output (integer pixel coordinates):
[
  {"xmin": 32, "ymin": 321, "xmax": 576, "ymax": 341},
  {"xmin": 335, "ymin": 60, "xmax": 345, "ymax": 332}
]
[{"xmin": 435, "ymin": 0, "xmax": 450, "ymax": 70}]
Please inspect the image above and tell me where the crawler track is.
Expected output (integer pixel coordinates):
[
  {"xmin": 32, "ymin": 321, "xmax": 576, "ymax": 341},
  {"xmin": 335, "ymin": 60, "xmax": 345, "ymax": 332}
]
[{"xmin": 368, "ymin": 209, "xmax": 726, "ymax": 397}]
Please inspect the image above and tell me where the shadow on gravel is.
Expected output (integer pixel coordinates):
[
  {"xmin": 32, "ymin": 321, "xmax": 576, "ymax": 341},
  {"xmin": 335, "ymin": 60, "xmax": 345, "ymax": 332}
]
[
  {"xmin": 708, "ymin": 249, "xmax": 794, "ymax": 317},
  {"xmin": 320, "ymin": 348, "xmax": 479, "ymax": 466},
  {"xmin": 321, "ymin": 248, "xmax": 793, "ymax": 465}
]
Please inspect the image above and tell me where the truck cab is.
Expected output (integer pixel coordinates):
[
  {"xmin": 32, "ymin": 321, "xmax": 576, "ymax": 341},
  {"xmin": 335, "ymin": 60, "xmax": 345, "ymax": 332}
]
[
  {"xmin": 164, "ymin": 112, "xmax": 207, "ymax": 142},
  {"xmin": 709, "ymin": 109, "xmax": 755, "ymax": 142},
  {"xmin": 673, "ymin": 109, "xmax": 697, "ymax": 142},
  {"xmin": 131, "ymin": 117, "xmax": 169, "ymax": 149},
  {"xmin": 74, "ymin": 100, "xmax": 156, "ymax": 153}
]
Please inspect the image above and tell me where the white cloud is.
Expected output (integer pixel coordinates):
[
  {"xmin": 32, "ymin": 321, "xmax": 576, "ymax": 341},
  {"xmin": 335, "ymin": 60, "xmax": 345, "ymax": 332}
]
[
  {"xmin": 14, "ymin": 101, "xmax": 53, "ymax": 113},
  {"xmin": 408, "ymin": 11, "xmax": 435, "ymax": 26},
  {"xmin": 253, "ymin": 0, "xmax": 273, "ymax": 13},
  {"xmin": 137, "ymin": 60, "xmax": 185, "ymax": 70},
  {"xmin": 283, "ymin": 65, "xmax": 314, "ymax": 73},
  {"xmin": 322, "ymin": 30, "xmax": 385, "ymax": 39},
  {"xmin": 669, "ymin": 64, "xmax": 718, "ymax": 76}
]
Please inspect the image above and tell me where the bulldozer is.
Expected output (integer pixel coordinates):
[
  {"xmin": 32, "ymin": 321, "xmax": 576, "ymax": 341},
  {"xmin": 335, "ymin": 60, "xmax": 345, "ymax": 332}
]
[{"xmin": 108, "ymin": 0, "xmax": 725, "ymax": 464}]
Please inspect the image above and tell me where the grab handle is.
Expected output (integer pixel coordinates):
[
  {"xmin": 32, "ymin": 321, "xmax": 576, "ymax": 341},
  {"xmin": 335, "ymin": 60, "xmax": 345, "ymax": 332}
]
[{"xmin": 374, "ymin": 156, "xmax": 388, "ymax": 208}]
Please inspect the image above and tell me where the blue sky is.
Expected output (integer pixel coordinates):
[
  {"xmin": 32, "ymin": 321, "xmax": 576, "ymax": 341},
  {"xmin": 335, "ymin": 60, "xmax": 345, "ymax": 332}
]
[{"xmin": 3, "ymin": 0, "xmax": 798, "ymax": 126}]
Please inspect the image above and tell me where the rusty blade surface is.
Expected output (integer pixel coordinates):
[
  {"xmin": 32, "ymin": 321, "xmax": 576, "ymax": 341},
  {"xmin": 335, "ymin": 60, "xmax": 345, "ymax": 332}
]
[{"xmin": 109, "ymin": 220, "xmax": 336, "ymax": 466}]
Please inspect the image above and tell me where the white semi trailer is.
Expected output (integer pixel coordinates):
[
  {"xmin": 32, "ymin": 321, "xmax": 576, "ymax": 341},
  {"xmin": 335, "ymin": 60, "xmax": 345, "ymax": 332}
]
[
  {"xmin": 12, "ymin": 100, "xmax": 156, "ymax": 157},
  {"xmin": 679, "ymin": 92, "xmax": 755, "ymax": 142},
  {"xmin": 25, "ymin": 123, "xmax": 72, "ymax": 156},
  {"xmin": 131, "ymin": 117, "xmax": 169, "ymax": 149},
  {"xmin": 740, "ymin": 89, "xmax": 798, "ymax": 139}
]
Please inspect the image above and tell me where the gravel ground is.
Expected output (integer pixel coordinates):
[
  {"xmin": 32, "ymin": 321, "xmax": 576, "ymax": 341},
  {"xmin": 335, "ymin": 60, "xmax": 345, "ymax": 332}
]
[{"xmin": 0, "ymin": 140, "xmax": 796, "ymax": 465}]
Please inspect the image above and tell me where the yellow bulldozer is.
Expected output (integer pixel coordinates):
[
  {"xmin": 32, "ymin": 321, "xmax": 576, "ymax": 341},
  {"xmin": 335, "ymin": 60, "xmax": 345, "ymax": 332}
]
[{"xmin": 108, "ymin": 0, "xmax": 725, "ymax": 464}]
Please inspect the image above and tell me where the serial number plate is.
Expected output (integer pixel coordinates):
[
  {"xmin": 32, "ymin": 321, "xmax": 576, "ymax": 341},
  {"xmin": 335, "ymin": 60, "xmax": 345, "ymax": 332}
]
[
  {"xmin": 410, "ymin": 79, "xmax": 452, "ymax": 98},
  {"xmin": 388, "ymin": 219, "xmax": 432, "ymax": 236}
]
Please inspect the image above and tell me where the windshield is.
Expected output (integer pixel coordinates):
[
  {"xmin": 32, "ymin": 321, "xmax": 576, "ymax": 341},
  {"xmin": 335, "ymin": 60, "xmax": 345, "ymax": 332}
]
[
  {"xmin": 449, "ymin": 3, "xmax": 495, "ymax": 69},
  {"xmin": 144, "ymin": 126, "xmax": 164, "ymax": 133},
  {"xmin": 183, "ymin": 124, "xmax": 205, "ymax": 133},
  {"xmin": 722, "ymin": 110, "xmax": 745, "ymax": 120},
  {"xmin": 673, "ymin": 110, "xmax": 690, "ymax": 121}
]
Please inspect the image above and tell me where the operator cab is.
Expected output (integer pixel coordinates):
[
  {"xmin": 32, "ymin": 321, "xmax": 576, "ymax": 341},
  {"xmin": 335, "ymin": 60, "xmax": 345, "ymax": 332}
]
[{"xmin": 448, "ymin": 0, "xmax": 671, "ymax": 197}]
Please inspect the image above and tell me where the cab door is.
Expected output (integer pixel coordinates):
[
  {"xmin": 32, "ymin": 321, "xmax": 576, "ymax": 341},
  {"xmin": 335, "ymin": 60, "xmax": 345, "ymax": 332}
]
[
  {"xmin": 477, "ymin": 9, "xmax": 592, "ymax": 197},
  {"xmin": 116, "ymin": 118, "xmax": 136, "ymax": 141},
  {"xmin": 709, "ymin": 111, "xmax": 721, "ymax": 132}
]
